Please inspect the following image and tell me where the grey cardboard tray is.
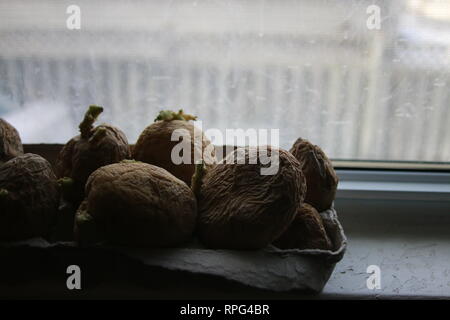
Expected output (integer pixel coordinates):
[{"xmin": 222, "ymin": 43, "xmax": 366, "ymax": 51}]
[{"xmin": 0, "ymin": 207, "xmax": 346, "ymax": 293}]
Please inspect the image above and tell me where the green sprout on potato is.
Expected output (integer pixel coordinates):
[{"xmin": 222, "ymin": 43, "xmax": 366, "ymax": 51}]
[
  {"xmin": 154, "ymin": 109, "xmax": 197, "ymax": 122},
  {"xmin": 79, "ymin": 105, "xmax": 104, "ymax": 139}
]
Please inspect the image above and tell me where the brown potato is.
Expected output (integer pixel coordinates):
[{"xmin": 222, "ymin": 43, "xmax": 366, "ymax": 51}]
[
  {"xmin": 0, "ymin": 118, "xmax": 23, "ymax": 163},
  {"xmin": 76, "ymin": 162, "xmax": 197, "ymax": 247},
  {"xmin": 197, "ymin": 146, "xmax": 306, "ymax": 250},
  {"xmin": 289, "ymin": 138, "xmax": 338, "ymax": 212},
  {"xmin": 273, "ymin": 203, "xmax": 332, "ymax": 250},
  {"xmin": 0, "ymin": 154, "xmax": 59, "ymax": 240},
  {"xmin": 56, "ymin": 106, "xmax": 130, "ymax": 205},
  {"xmin": 133, "ymin": 110, "xmax": 216, "ymax": 186}
]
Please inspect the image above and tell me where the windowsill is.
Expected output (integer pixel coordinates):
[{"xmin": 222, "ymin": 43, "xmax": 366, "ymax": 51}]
[
  {"xmin": 315, "ymin": 234, "xmax": 450, "ymax": 299},
  {"xmin": 327, "ymin": 169, "xmax": 450, "ymax": 299},
  {"xmin": 337, "ymin": 169, "xmax": 450, "ymax": 201}
]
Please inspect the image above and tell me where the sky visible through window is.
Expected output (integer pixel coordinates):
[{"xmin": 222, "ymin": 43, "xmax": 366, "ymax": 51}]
[{"xmin": 0, "ymin": 0, "xmax": 449, "ymax": 162}]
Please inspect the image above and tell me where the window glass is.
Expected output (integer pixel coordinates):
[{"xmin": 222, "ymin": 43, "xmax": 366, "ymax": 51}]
[{"xmin": 0, "ymin": 0, "xmax": 449, "ymax": 162}]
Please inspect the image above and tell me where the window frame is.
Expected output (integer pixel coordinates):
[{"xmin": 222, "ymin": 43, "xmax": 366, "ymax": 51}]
[{"xmin": 336, "ymin": 168, "xmax": 450, "ymax": 202}]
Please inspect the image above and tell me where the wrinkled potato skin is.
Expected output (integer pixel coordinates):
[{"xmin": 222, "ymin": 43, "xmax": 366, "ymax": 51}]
[
  {"xmin": 273, "ymin": 203, "xmax": 332, "ymax": 250},
  {"xmin": 133, "ymin": 120, "xmax": 216, "ymax": 186},
  {"xmin": 0, "ymin": 154, "xmax": 59, "ymax": 240},
  {"xmin": 84, "ymin": 162, "xmax": 197, "ymax": 247},
  {"xmin": 56, "ymin": 124, "xmax": 130, "ymax": 203},
  {"xmin": 198, "ymin": 146, "xmax": 307, "ymax": 250},
  {"xmin": 289, "ymin": 138, "xmax": 338, "ymax": 212},
  {"xmin": 0, "ymin": 119, "xmax": 23, "ymax": 162}
]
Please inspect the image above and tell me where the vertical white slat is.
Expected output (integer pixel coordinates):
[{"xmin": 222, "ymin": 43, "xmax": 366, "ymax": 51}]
[
  {"xmin": 62, "ymin": 57, "xmax": 80, "ymax": 127},
  {"xmin": 22, "ymin": 58, "xmax": 35, "ymax": 105},
  {"xmin": 178, "ymin": 64, "xmax": 194, "ymax": 112},
  {"xmin": 204, "ymin": 67, "xmax": 215, "ymax": 125},
  {"xmin": 41, "ymin": 58, "xmax": 54, "ymax": 101},
  {"xmin": 162, "ymin": 64, "xmax": 176, "ymax": 112},
  {"xmin": 253, "ymin": 66, "xmax": 267, "ymax": 128},
  {"xmin": 0, "ymin": 59, "xmax": 7, "ymax": 98},
  {"xmin": 441, "ymin": 123, "xmax": 450, "ymax": 162},
  {"xmin": 215, "ymin": 65, "xmax": 228, "ymax": 130},
  {"xmin": 342, "ymin": 66, "xmax": 361, "ymax": 159},
  {"xmin": 311, "ymin": 64, "xmax": 325, "ymax": 148},
  {"xmin": 147, "ymin": 63, "xmax": 158, "ymax": 114},
  {"xmin": 423, "ymin": 74, "xmax": 448, "ymax": 161},
  {"xmin": 440, "ymin": 89, "xmax": 450, "ymax": 162},
  {"xmin": 271, "ymin": 65, "xmax": 284, "ymax": 129},
  {"xmin": 30, "ymin": 58, "xmax": 43, "ymax": 101},
  {"xmin": 191, "ymin": 66, "xmax": 201, "ymax": 117},
  {"xmin": 126, "ymin": 60, "xmax": 141, "ymax": 142},
  {"xmin": 279, "ymin": 67, "xmax": 294, "ymax": 146},
  {"xmin": 127, "ymin": 61, "xmax": 137, "ymax": 110},
  {"xmin": 83, "ymin": 58, "xmax": 97, "ymax": 112},
  {"xmin": 229, "ymin": 67, "xmax": 243, "ymax": 126},
  {"xmin": 389, "ymin": 71, "xmax": 410, "ymax": 161},
  {"xmin": 139, "ymin": 61, "xmax": 154, "ymax": 135},
  {"xmin": 254, "ymin": 66, "xmax": 268, "ymax": 130},
  {"xmin": 51, "ymin": 58, "xmax": 62, "ymax": 105},
  {"xmin": 242, "ymin": 69, "xmax": 254, "ymax": 125},
  {"xmin": 92, "ymin": 59, "xmax": 105, "ymax": 112},
  {"xmin": 109, "ymin": 58, "xmax": 121, "ymax": 123},
  {"xmin": 65, "ymin": 58, "xmax": 76, "ymax": 114},
  {"xmin": 371, "ymin": 68, "xmax": 390, "ymax": 161},
  {"xmin": 119, "ymin": 60, "xmax": 129, "ymax": 125},
  {"xmin": 358, "ymin": 34, "xmax": 384, "ymax": 159},
  {"xmin": 198, "ymin": 66, "xmax": 210, "ymax": 120},
  {"xmin": 73, "ymin": 58, "xmax": 84, "ymax": 113},
  {"xmin": 351, "ymin": 70, "xmax": 369, "ymax": 159},
  {"xmin": 225, "ymin": 67, "xmax": 237, "ymax": 126},
  {"xmin": 6, "ymin": 58, "xmax": 20, "ymax": 107},
  {"xmin": 57, "ymin": 58, "xmax": 70, "ymax": 115},
  {"xmin": 323, "ymin": 64, "xmax": 340, "ymax": 158},
  {"xmin": 290, "ymin": 66, "xmax": 303, "ymax": 134},
  {"xmin": 404, "ymin": 73, "xmax": 428, "ymax": 161},
  {"xmin": 282, "ymin": 67, "xmax": 296, "ymax": 146}
]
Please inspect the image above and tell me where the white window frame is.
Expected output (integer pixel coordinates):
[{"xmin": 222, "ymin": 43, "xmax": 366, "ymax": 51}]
[{"xmin": 336, "ymin": 169, "xmax": 450, "ymax": 202}]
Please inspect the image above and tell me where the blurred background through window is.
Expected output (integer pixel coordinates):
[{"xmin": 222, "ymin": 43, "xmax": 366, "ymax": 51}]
[{"xmin": 0, "ymin": 0, "xmax": 449, "ymax": 162}]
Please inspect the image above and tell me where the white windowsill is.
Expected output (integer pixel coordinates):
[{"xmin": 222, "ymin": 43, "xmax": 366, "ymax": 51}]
[
  {"xmin": 336, "ymin": 170, "xmax": 450, "ymax": 202},
  {"xmin": 327, "ymin": 169, "xmax": 450, "ymax": 299}
]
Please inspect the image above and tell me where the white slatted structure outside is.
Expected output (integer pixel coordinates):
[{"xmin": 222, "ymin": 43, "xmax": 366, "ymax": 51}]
[{"xmin": 0, "ymin": 0, "xmax": 449, "ymax": 162}]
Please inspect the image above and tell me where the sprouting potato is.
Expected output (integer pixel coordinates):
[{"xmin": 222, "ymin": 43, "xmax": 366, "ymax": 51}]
[
  {"xmin": 56, "ymin": 105, "xmax": 130, "ymax": 206},
  {"xmin": 133, "ymin": 109, "xmax": 216, "ymax": 186},
  {"xmin": 75, "ymin": 161, "xmax": 197, "ymax": 247}
]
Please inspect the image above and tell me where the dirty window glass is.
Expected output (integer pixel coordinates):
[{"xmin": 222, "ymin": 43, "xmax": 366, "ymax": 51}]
[{"xmin": 0, "ymin": 0, "xmax": 449, "ymax": 162}]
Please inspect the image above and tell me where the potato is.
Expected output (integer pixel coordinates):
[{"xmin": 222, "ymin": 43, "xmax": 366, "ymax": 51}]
[
  {"xmin": 75, "ymin": 161, "xmax": 197, "ymax": 247},
  {"xmin": 56, "ymin": 105, "xmax": 130, "ymax": 205},
  {"xmin": 133, "ymin": 110, "xmax": 216, "ymax": 186},
  {"xmin": 289, "ymin": 138, "xmax": 338, "ymax": 212},
  {"xmin": 0, "ymin": 154, "xmax": 59, "ymax": 240},
  {"xmin": 273, "ymin": 203, "xmax": 332, "ymax": 250},
  {"xmin": 0, "ymin": 118, "xmax": 23, "ymax": 163},
  {"xmin": 197, "ymin": 146, "xmax": 306, "ymax": 250}
]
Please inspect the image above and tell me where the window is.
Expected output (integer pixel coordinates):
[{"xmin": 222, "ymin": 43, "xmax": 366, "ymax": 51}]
[
  {"xmin": 1, "ymin": 1, "xmax": 450, "ymax": 300},
  {"xmin": 0, "ymin": 0, "xmax": 449, "ymax": 164}
]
